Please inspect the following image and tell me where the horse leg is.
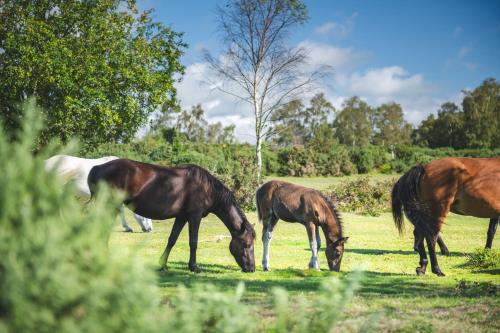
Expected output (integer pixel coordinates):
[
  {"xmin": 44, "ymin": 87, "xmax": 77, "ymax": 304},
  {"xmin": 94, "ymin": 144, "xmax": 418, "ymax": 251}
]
[
  {"xmin": 159, "ymin": 216, "xmax": 187, "ymax": 271},
  {"xmin": 414, "ymin": 228, "xmax": 428, "ymax": 276},
  {"xmin": 134, "ymin": 214, "xmax": 152, "ymax": 232},
  {"xmin": 315, "ymin": 226, "xmax": 321, "ymax": 251},
  {"xmin": 306, "ymin": 222, "xmax": 319, "ymax": 270},
  {"xmin": 426, "ymin": 233, "xmax": 445, "ymax": 276},
  {"xmin": 437, "ymin": 234, "xmax": 450, "ymax": 256},
  {"xmin": 262, "ymin": 215, "xmax": 278, "ymax": 272},
  {"xmin": 486, "ymin": 217, "xmax": 499, "ymax": 249},
  {"xmin": 119, "ymin": 204, "xmax": 133, "ymax": 232},
  {"xmin": 188, "ymin": 216, "xmax": 202, "ymax": 273}
]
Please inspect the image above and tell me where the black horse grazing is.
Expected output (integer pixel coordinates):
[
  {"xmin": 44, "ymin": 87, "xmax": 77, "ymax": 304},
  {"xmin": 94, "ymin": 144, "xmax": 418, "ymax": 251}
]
[{"xmin": 88, "ymin": 159, "xmax": 256, "ymax": 273}]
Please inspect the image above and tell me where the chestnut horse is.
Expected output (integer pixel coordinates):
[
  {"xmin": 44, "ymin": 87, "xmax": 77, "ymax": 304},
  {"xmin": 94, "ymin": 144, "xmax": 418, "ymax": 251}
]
[
  {"xmin": 392, "ymin": 157, "xmax": 500, "ymax": 276},
  {"xmin": 88, "ymin": 159, "xmax": 256, "ymax": 273},
  {"xmin": 256, "ymin": 180, "xmax": 347, "ymax": 271}
]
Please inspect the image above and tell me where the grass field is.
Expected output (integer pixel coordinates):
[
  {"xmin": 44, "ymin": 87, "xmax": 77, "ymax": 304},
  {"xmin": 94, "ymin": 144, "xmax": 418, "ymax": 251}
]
[{"xmin": 109, "ymin": 176, "xmax": 499, "ymax": 333}]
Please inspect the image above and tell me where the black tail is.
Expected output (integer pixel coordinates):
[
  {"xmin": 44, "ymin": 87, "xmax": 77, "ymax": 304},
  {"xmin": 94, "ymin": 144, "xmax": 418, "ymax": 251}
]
[
  {"xmin": 391, "ymin": 165, "xmax": 426, "ymax": 235},
  {"xmin": 87, "ymin": 165, "xmax": 101, "ymax": 199},
  {"xmin": 255, "ymin": 186, "xmax": 262, "ymax": 223}
]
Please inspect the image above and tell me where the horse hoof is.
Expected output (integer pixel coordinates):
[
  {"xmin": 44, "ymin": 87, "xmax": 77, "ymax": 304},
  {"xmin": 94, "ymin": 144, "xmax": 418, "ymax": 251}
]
[
  {"xmin": 158, "ymin": 267, "xmax": 168, "ymax": 274},
  {"xmin": 263, "ymin": 267, "xmax": 270, "ymax": 272},
  {"xmin": 433, "ymin": 270, "xmax": 445, "ymax": 277},
  {"xmin": 441, "ymin": 249, "xmax": 450, "ymax": 256},
  {"xmin": 124, "ymin": 228, "xmax": 133, "ymax": 233},
  {"xmin": 142, "ymin": 228, "xmax": 152, "ymax": 233},
  {"xmin": 416, "ymin": 268, "xmax": 426, "ymax": 276}
]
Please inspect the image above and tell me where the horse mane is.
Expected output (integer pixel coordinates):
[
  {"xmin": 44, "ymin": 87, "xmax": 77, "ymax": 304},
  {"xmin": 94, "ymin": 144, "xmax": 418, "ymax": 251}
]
[
  {"xmin": 322, "ymin": 193, "xmax": 344, "ymax": 238},
  {"xmin": 185, "ymin": 165, "xmax": 254, "ymax": 235}
]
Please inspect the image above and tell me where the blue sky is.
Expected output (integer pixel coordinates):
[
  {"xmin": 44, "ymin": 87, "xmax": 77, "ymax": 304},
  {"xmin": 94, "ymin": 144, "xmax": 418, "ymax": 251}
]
[{"xmin": 140, "ymin": 0, "xmax": 500, "ymax": 142}]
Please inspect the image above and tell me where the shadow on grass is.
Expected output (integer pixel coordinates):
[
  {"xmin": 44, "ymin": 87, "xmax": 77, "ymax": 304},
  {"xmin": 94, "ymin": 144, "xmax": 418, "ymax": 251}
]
[{"xmin": 155, "ymin": 262, "xmax": 496, "ymax": 300}]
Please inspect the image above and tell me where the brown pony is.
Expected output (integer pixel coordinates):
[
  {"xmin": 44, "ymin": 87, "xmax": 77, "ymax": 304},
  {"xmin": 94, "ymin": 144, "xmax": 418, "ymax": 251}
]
[
  {"xmin": 256, "ymin": 180, "xmax": 347, "ymax": 271},
  {"xmin": 392, "ymin": 157, "xmax": 500, "ymax": 276},
  {"xmin": 88, "ymin": 159, "xmax": 256, "ymax": 273}
]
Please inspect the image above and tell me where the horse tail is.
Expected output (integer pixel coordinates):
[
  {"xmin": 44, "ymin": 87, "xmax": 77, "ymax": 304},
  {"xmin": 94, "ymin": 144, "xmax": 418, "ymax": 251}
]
[
  {"xmin": 255, "ymin": 185, "xmax": 263, "ymax": 223},
  {"xmin": 391, "ymin": 165, "xmax": 426, "ymax": 235},
  {"xmin": 87, "ymin": 165, "xmax": 101, "ymax": 200}
]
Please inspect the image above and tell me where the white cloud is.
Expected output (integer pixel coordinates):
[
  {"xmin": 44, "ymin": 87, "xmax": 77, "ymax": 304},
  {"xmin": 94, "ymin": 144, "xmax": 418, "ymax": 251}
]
[
  {"xmin": 314, "ymin": 13, "xmax": 358, "ymax": 37},
  {"xmin": 315, "ymin": 22, "xmax": 337, "ymax": 35},
  {"xmin": 331, "ymin": 66, "xmax": 449, "ymax": 125},
  {"xmin": 340, "ymin": 66, "xmax": 428, "ymax": 98},
  {"xmin": 298, "ymin": 40, "xmax": 367, "ymax": 71}
]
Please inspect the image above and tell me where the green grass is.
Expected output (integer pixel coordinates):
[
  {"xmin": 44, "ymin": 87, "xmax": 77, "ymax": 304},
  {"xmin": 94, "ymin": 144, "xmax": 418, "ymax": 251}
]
[
  {"xmin": 266, "ymin": 173, "xmax": 398, "ymax": 191},
  {"xmin": 109, "ymin": 176, "xmax": 499, "ymax": 333}
]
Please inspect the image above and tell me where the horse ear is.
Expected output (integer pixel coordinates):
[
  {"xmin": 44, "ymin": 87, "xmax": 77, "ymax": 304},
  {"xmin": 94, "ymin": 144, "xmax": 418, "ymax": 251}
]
[{"xmin": 342, "ymin": 237, "xmax": 349, "ymax": 243}]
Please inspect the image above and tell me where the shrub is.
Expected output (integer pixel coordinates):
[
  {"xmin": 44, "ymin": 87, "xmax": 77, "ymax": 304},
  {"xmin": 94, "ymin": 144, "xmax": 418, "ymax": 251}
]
[
  {"xmin": 0, "ymin": 102, "xmax": 160, "ymax": 333},
  {"xmin": 326, "ymin": 177, "xmax": 397, "ymax": 216},
  {"xmin": 465, "ymin": 248, "xmax": 500, "ymax": 270},
  {"xmin": 163, "ymin": 271, "xmax": 363, "ymax": 333},
  {"xmin": 351, "ymin": 147, "xmax": 375, "ymax": 174},
  {"xmin": 164, "ymin": 284, "xmax": 255, "ymax": 333},
  {"xmin": 216, "ymin": 154, "xmax": 260, "ymax": 211}
]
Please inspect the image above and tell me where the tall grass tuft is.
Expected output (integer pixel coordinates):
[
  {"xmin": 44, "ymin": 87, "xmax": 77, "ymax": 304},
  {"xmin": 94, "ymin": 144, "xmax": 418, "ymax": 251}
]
[{"xmin": 465, "ymin": 248, "xmax": 500, "ymax": 270}]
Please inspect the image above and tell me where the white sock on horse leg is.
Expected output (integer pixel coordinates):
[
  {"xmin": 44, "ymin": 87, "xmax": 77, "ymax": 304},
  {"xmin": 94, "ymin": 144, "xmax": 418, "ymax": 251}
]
[
  {"xmin": 262, "ymin": 230, "xmax": 272, "ymax": 270},
  {"xmin": 309, "ymin": 241, "xmax": 319, "ymax": 269},
  {"xmin": 120, "ymin": 205, "xmax": 133, "ymax": 232}
]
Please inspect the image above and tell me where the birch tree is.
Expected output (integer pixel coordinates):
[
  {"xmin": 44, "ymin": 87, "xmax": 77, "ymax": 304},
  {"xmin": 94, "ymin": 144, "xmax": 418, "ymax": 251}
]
[{"xmin": 205, "ymin": 0, "xmax": 327, "ymax": 180}]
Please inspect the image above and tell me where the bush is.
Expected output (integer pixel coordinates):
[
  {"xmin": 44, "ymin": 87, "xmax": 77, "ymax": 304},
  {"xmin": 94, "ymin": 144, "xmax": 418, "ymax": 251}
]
[
  {"xmin": 216, "ymin": 154, "xmax": 260, "ymax": 211},
  {"xmin": 326, "ymin": 177, "xmax": 397, "ymax": 216},
  {"xmin": 164, "ymin": 271, "xmax": 363, "ymax": 333},
  {"xmin": 0, "ymin": 102, "xmax": 160, "ymax": 333},
  {"xmin": 351, "ymin": 147, "xmax": 375, "ymax": 174},
  {"xmin": 465, "ymin": 248, "xmax": 500, "ymax": 270}
]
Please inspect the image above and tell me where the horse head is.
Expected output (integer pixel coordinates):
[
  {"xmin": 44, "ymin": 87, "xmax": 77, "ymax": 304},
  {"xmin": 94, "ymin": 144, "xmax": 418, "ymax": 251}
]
[
  {"xmin": 325, "ymin": 237, "xmax": 349, "ymax": 271},
  {"xmin": 229, "ymin": 222, "xmax": 256, "ymax": 272}
]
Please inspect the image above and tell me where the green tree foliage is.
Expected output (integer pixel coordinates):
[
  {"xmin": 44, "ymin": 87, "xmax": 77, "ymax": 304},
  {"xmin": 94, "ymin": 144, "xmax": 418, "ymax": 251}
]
[
  {"xmin": 303, "ymin": 93, "xmax": 335, "ymax": 142},
  {"xmin": 333, "ymin": 96, "xmax": 374, "ymax": 149},
  {"xmin": 414, "ymin": 78, "xmax": 499, "ymax": 149},
  {"xmin": 270, "ymin": 93, "xmax": 335, "ymax": 148},
  {"xmin": 177, "ymin": 104, "xmax": 208, "ymax": 142},
  {"xmin": 415, "ymin": 102, "xmax": 465, "ymax": 148},
  {"xmin": 462, "ymin": 78, "xmax": 500, "ymax": 148},
  {"xmin": 154, "ymin": 103, "xmax": 236, "ymax": 144},
  {"xmin": 270, "ymin": 99, "xmax": 306, "ymax": 146},
  {"xmin": 0, "ymin": 0, "xmax": 186, "ymax": 146},
  {"xmin": 373, "ymin": 102, "xmax": 412, "ymax": 147},
  {"xmin": 0, "ymin": 101, "xmax": 160, "ymax": 333}
]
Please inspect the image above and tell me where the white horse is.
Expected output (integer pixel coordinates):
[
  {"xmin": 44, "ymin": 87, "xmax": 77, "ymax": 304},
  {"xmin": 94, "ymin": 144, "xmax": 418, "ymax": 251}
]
[{"xmin": 45, "ymin": 154, "xmax": 153, "ymax": 232}]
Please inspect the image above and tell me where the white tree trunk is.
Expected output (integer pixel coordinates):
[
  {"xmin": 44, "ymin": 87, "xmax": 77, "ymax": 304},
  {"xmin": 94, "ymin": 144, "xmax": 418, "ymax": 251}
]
[{"xmin": 256, "ymin": 136, "xmax": 262, "ymax": 182}]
